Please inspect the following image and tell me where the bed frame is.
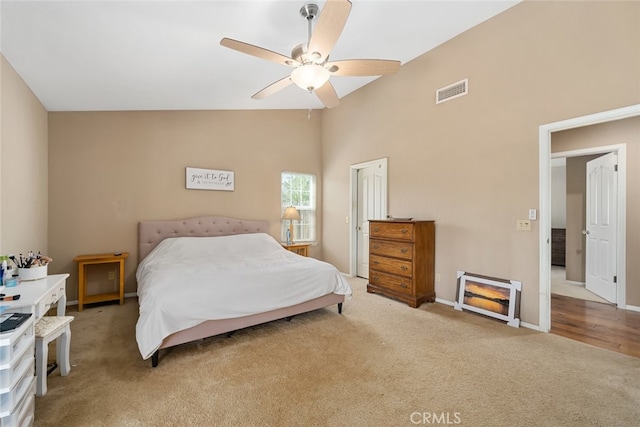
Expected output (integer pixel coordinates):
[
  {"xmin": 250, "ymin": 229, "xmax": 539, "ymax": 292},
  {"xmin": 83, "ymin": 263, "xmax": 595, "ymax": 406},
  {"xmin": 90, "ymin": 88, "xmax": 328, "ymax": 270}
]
[{"xmin": 138, "ymin": 216, "xmax": 345, "ymax": 367}]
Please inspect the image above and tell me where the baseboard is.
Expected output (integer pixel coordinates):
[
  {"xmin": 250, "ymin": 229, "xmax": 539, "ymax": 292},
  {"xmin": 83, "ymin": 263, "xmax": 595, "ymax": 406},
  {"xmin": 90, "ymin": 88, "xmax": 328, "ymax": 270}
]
[
  {"xmin": 259, "ymin": 274, "xmax": 630, "ymax": 328},
  {"xmin": 520, "ymin": 321, "xmax": 540, "ymax": 331},
  {"xmin": 65, "ymin": 292, "xmax": 137, "ymax": 307},
  {"xmin": 436, "ymin": 297, "xmax": 539, "ymax": 330},
  {"xmin": 435, "ymin": 297, "xmax": 454, "ymax": 307}
]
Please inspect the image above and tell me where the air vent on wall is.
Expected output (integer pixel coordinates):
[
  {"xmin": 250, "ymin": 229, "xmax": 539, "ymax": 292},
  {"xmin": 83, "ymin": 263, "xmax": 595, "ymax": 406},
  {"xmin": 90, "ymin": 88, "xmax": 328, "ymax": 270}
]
[{"xmin": 436, "ymin": 78, "xmax": 468, "ymax": 104}]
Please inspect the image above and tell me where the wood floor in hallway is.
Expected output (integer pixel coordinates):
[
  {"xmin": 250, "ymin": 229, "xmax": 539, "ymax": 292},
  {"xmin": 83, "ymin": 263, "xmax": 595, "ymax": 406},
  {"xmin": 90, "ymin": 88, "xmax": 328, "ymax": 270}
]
[{"xmin": 551, "ymin": 293, "xmax": 640, "ymax": 358}]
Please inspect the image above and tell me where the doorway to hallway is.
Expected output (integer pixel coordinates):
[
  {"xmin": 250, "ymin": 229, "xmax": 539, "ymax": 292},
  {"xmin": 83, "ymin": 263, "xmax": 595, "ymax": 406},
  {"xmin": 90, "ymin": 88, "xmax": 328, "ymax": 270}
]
[{"xmin": 349, "ymin": 158, "xmax": 388, "ymax": 278}]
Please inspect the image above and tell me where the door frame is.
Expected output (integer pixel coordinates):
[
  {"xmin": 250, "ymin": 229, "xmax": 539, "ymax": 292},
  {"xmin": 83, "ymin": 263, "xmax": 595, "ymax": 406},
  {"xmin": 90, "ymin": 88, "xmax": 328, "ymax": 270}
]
[
  {"xmin": 538, "ymin": 104, "xmax": 639, "ymax": 333},
  {"xmin": 553, "ymin": 147, "xmax": 623, "ymax": 302},
  {"xmin": 349, "ymin": 158, "xmax": 388, "ymax": 277}
]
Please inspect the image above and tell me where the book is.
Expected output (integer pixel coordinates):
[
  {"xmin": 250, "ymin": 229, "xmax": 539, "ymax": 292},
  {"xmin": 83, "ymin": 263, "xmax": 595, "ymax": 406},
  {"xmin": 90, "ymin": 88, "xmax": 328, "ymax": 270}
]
[{"xmin": 0, "ymin": 312, "xmax": 32, "ymax": 333}]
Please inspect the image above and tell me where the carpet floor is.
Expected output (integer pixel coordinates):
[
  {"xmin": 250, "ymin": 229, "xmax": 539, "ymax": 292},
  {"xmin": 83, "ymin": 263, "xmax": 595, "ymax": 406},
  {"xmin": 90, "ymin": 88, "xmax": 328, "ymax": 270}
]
[
  {"xmin": 551, "ymin": 266, "xmax": 609, "ymax": 304},
  {"xmin": 34, "ymin": 277, "xmax": 640, "ymax": 426}
]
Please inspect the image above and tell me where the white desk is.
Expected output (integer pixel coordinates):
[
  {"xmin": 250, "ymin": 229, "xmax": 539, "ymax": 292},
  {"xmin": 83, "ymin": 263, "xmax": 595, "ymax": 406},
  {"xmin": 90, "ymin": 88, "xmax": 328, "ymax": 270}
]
[{"xmin": 2, "ymin": 274, "xmax": 68, "ymax": 319}]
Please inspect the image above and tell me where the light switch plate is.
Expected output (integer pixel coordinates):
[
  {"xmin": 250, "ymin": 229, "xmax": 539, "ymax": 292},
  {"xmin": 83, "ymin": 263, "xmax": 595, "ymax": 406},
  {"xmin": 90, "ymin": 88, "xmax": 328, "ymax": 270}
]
[{"xmin": 529, "ymin": 209, "xmax": 537, "ymax": 220}]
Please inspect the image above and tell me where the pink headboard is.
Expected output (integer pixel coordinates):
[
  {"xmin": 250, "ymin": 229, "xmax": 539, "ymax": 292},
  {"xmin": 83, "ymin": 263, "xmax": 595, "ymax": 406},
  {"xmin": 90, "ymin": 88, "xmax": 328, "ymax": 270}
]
[{"xmin": 138, "ymin": 216, "xmax": 270, "ymax": 262}]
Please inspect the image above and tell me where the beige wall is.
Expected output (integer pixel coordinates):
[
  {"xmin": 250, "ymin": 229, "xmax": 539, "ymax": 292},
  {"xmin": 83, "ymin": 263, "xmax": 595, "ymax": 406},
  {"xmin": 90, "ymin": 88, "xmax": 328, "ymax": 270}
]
[
  {"xmin": 48, "ymin": 110, "xmax": 322, "ymax": 301},
  {"xmin": 321, "ymin": 0, "xmax": 640, "ymax": 324},
  {"xmin": 0, "ymin": 55, "xmax": 49, "ymax": 256},
  {"xmin": 553, "ymin": 116, "xmax": 640, "ymax": 305}
]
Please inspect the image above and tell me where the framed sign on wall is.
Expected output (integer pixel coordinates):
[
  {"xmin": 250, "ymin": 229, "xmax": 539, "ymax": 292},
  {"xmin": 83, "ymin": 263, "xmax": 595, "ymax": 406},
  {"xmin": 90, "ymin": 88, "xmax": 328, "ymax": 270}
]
[{"xmin": 186, "ymin": 167, "xmax": 234, "ymax": 191}]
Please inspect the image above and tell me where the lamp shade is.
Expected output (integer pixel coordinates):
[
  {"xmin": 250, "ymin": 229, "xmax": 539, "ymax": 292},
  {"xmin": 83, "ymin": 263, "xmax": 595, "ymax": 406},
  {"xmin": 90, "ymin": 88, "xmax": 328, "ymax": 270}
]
[
  {"xmin": 282, "ymin": 206, "xmax": 301, "ymax": 221},
  {"xmin": 290, "ymin": 64, "xmax": 330, "ymax": 92}
]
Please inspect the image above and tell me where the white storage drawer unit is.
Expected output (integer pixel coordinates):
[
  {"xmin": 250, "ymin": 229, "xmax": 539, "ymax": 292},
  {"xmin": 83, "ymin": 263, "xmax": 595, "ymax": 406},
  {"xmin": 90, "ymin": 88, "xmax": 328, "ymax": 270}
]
[
  {"xmin": 0, "ymin": 274, "xmax": 69, "ymax": 426},
  {"xmin": 0, "ymin": 316, "xmax": 35, "ymax": 426},
  {"xmin": 0, "ymin": 341, "xmax": 33, "ymax": 391},
  {"xmin": 0, "ymin": 365, "xmax": 34, "ymax": 416},
  {"xmin": 0, "ymin": 321, "xmax": 33, "ymax": 368},
  {"xmin": 0, "ymin": 380, "xmax": 35, "ymax": 427}
]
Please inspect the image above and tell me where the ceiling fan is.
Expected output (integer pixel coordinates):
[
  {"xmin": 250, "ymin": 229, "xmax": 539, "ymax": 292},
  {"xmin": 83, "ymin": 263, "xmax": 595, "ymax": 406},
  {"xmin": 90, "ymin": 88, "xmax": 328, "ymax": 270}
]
[{"xmin": 220, "ymin": 0, "xmax": 400, "ymax": 108}]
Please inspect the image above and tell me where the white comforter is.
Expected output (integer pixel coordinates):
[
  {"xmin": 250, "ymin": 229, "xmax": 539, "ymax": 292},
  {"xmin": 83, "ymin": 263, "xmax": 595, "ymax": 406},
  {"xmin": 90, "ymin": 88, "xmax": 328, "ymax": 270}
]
[{"xmin": 135, "ymin": 233, "xmax": 352, "ymax": 360}]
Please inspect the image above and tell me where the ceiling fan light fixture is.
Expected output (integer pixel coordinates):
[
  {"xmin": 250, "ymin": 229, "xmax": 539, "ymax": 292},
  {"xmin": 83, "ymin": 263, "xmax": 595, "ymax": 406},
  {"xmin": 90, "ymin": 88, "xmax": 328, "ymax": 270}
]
[
  {"xmin": 291, "ymin": 63, "xmax": 330, "ymax": 92},
  {"xmin": 221, "ymin": 0, "xmax": 396, "ymax": 109}
]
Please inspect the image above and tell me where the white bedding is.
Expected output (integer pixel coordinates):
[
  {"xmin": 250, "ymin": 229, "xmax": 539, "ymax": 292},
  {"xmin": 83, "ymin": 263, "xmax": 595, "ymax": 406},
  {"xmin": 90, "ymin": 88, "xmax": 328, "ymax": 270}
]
[{"xmin": 135, "ymin": 233, "xmax": 352, "ymax": 360}]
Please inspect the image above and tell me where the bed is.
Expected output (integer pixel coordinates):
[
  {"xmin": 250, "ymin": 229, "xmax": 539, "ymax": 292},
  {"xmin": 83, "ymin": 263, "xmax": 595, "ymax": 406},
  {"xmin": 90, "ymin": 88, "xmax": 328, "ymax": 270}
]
[{"xmin": 136, "ymin": 216, "xmax": 351, "ymax": 367}]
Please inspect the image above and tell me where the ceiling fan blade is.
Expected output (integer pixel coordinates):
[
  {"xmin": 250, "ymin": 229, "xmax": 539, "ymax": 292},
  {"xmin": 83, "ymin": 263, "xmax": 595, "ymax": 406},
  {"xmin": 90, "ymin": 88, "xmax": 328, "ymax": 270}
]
[
  {"xmin": 220, "ymin": 38, "xmax": 299, "ymax": 67},
  {"xmin": 315, "ymin": 81, "xmax": 340, "ymax": 109},
  {"xmin": 307, "ymin": 0, "xmax": 352, "ymax": 61},
  {"xmin": 252, "ymin": 76, "xmax": 294, "ymax": 100},
  {"xmin": 326, "ymin": 59, "xmax": 401, "ymax": 77}
]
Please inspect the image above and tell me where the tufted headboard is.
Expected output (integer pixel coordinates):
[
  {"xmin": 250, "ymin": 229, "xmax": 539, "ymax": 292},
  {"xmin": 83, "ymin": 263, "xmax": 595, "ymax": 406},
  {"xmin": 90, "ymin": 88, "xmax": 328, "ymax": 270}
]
[{"xmin": 138, "ymin": 216, "xmax": 270, "ymax": 262}]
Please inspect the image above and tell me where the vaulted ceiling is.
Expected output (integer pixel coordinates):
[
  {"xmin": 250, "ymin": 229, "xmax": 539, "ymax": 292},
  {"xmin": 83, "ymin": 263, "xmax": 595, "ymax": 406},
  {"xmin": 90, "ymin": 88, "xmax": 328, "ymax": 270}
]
[{"xmin": 1, "ymin": 1, "xmax": 520, "ymax": 111}]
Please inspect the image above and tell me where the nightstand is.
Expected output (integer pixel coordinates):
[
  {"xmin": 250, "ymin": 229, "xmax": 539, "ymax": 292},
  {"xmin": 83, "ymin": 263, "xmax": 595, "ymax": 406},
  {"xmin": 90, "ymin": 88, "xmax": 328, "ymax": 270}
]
[
  {"xmin": 282, "ymin": 243, "xmax": 310, "ymax": 257},
  {"xmin": 73, "ymin": 252, "xmax": 129, "ymax": 311}
]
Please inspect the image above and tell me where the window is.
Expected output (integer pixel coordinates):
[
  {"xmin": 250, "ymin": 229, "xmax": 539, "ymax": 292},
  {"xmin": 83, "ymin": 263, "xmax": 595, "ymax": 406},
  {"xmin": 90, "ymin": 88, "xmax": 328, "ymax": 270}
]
[{"xmin": 281, "ymin": 172, "xmax": 316, "ymax": 243}]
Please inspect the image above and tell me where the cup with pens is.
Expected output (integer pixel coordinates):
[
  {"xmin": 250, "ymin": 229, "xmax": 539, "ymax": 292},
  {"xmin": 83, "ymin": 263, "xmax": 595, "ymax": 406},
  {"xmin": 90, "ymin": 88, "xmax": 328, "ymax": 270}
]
[{"xmin": 11, "ymin": 252, "xmax": 52, "ymax": 282}]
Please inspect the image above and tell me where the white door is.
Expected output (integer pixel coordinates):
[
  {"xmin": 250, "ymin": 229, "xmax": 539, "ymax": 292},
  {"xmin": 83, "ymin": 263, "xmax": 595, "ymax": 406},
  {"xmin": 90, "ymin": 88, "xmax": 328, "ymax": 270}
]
[
  {"xmin": 356, "ymin": 162, "xmax": 386, "ymax": 278},
  {"xmin": 585, "ymin": 152, "xmax": 617, "ymax": 303}
]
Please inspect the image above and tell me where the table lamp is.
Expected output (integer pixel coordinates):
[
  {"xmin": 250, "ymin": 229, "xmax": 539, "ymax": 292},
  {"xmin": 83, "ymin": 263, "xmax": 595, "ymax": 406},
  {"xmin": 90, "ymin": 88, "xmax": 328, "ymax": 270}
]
[{"xmin": 282, "ymin": 206, "xmax": 301, "ymax": 244}]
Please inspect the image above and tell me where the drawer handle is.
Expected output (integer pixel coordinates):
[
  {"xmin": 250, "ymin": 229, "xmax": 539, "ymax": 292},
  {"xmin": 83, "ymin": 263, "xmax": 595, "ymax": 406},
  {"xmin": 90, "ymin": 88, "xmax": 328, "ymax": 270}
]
[
  {"xmin": 373, "ymin": 275, "xmax": 379, "ymax": 280},
  {"xmin": 373, "ymin": 260, "xmax": 379, "ymax": 265},
  {"xmin": 400, "ymin": 248, "xmax": 408, "ymax": 254},
  {"xmin": 400, "ymin": 283, "xmax": 408, "ymax": 289},
  {"xmin": 373, "ymin": 227, "xmax": 380, "ymax": 232},
  {"xmin": 401, "ymin": 228, "xmax": 408, "ymax": 234},
  {"xmin": 373, "ymin": 245, "xmax": 379, "ymax": 250},
  {"xmin": 401, "ymin": 266, "xmax": 407, "ymax": 271}
]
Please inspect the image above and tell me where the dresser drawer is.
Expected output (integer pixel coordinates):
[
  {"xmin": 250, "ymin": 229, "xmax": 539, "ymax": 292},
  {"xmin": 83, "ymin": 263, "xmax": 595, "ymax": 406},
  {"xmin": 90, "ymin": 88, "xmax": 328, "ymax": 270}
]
[
  {"xmin": 0, "ymin": 380, "xmax": 34, "ymax": 427},
  {"xmin": 370, "ymin": 255, "xmax": 412, "ymax": 278},
  {"xmin": 369, "ymin": 270, "xmax": 413, "ymax": 294},
  {"xmin": 370, "ymin": 222, "xmax": 414, "ymax": 241},
  {"xmin": 0, "ymin": 319, "xmax": 34, "ymax": 368},
  {"xmin": 0, "ymin": 356, "xmax": 34, "ymax": 415},
  {"xmin": 370, "ymin": 239, "xmax": 413, "ymax": 260},
  {"xmin": 35, "ymin": 282, "xmax": 65, "ymax": 319},
  {"xmin": 0, "ymin": 342, "xmax": 33, "ymax": 392}
]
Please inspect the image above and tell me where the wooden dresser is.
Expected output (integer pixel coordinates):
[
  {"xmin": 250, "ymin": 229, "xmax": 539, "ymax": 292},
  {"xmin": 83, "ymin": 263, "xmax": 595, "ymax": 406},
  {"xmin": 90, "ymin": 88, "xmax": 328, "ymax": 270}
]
[
  {"xmin": 367, "ymin": 220, "xmax": 436, "ymax": 308},
  {"xmin": 551, "ymin": 228, "xmax": 566, "ymax": 266}
]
